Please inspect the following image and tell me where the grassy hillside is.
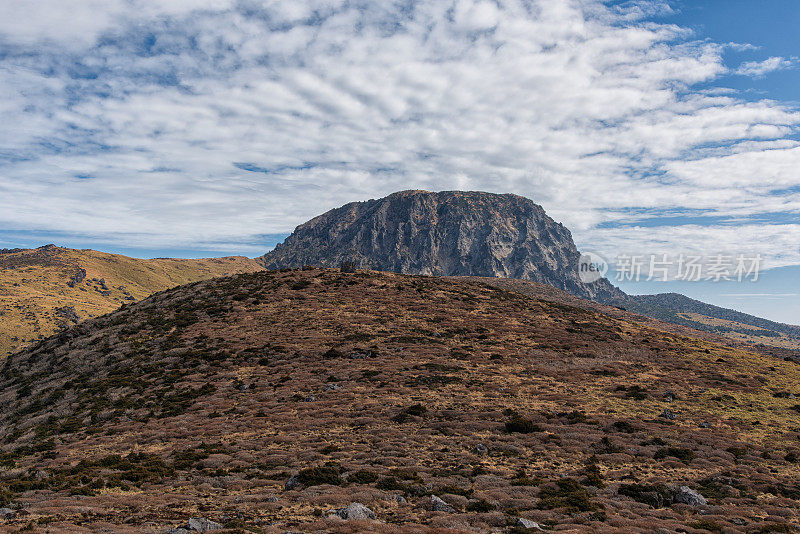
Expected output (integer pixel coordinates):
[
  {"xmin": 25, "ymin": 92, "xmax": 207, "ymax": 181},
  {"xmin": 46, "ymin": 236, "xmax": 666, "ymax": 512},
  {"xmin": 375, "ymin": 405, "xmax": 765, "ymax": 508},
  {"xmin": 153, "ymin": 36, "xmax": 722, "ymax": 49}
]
[
  {"xmin": 1, "ymin": 268, "xmax": 799, "ymax": 532},
  {"xmin": 0, "ymin": 245, "xmax": 263, "ymax": 356}
]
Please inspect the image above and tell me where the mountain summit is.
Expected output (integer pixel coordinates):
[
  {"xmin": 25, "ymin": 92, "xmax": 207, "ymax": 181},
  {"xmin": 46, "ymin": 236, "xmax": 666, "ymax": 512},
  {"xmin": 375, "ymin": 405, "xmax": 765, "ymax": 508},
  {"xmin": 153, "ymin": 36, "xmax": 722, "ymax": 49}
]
[{"xmin": 259, "ymin": 190, "xmax": 624, "ymax": 303}]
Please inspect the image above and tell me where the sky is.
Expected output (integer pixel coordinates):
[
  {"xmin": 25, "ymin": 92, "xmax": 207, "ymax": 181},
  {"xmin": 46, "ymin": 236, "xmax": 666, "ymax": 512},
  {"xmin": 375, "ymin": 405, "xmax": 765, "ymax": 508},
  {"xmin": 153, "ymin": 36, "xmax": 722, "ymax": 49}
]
[{"xmin": 0, "ymin": 0, "xmax": 798, "ymax": 322}]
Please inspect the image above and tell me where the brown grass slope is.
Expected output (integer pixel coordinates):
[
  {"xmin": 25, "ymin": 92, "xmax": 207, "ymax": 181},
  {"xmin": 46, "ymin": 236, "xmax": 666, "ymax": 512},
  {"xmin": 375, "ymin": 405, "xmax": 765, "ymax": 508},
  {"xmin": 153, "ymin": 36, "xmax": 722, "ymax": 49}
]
[
  {"xmin": 1, "ymin": 268, "xmax": 800, "ymax": 532},
  {"xmin": 0, "ymin": 245, "xmax": 263, "ymax": 356}
]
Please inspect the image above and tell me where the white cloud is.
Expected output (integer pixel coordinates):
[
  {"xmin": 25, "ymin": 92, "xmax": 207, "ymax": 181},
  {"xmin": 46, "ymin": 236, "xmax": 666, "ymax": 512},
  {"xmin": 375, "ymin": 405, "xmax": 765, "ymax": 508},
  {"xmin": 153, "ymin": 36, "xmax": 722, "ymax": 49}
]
[
  {"xmin": 666, "ymin": 146, "xmax": 800, "ymax": 188},
  {"xmin": 0, "ymin": 0, "xmax": 797, "ymax": 266},
  {"xmin": 735, "ymin": 56, "xmax": 796, "ymax": 77},
  {"xmin": 586, "ymin": 223, "xmax": 800, "ymax": 272}
]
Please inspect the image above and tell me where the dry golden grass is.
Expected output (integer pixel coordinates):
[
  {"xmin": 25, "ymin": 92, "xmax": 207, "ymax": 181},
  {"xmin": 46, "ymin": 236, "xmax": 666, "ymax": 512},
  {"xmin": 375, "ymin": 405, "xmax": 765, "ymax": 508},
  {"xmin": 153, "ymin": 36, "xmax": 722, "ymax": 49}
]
[
  {"xmin": 0, "ymin": 268, "xmax": 799, "ymax": 532},
  {"xmin": 0, "ymin": 245, "xmax": 263, "ymax": 356}
]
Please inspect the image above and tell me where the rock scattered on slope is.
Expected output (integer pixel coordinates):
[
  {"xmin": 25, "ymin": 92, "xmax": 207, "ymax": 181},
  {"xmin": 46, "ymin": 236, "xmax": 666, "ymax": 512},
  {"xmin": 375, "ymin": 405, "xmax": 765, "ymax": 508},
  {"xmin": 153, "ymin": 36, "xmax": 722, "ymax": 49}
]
[
  {"xmin": 167, "ymin": 517, "xmax": 224, "ymax": 533},
  {"xmin": 672, "ymin": 485, "xmax": 707, "ymax": 507},
  {"xmin": 431, "ymin": 495, "xmax": 456, "ymax": 513},
  {"xmin": 660, "ymin": 409, "xmax": 677, "ymax": 420},
  {"xmin": 188, "ymin": 518, "xmax": 224, "ymax": 532},
  {"xmin": 516, "ymin": 517, "xmax": 543, "ymax": 530},
  {"xmin": 329, "ymin": 502, "xmax": 375, "ymax": 520},
  {"xmin": 284, "ymin": 475, "xmax": 301, "ymax": 490}
]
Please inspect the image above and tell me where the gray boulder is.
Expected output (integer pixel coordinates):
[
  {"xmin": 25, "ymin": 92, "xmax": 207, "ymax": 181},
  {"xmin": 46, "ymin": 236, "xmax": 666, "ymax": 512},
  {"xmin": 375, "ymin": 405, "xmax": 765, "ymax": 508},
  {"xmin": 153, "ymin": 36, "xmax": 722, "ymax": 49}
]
[
  {"xmin": 475, "ymin": 443, "xmax": 488, "ymax": 455},
  {"xmin": 186, "ymin": 517, "xmax": 224, "ymax": 532},
  {"xmin": 330, "ymin": 502, "xmax": 375, "ymax": 520},
  {"xmin": 0, "ymin": 508, "xmax": 15, "ymax": 519},
  {"xmin": 660, "ymin": 409, "xmax": 677, "ymax": 420},
  {"xmin": 285, "ymin": 474, "xmax": 301, "ymax": 490},
  {"xmin": 516, "ymin": 517, "xmax": 543, "ymax": 530},
  {"xmin": 431, "ymin": 495, "xmax": 456, "ymax": 513},
  {"xmin": 672, "ymin": 485, "xmax": 707, "ymax": 507}
]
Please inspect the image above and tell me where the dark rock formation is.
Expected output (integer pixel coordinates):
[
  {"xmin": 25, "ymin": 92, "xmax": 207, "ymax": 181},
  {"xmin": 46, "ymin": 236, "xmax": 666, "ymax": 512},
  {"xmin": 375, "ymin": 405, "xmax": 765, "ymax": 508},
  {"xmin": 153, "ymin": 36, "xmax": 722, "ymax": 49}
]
[
  {"xmin": 259, "ymin": 190, "xmax": 624, "ymax": 303},
  {"xmin": 54, "ymin": 306, "xmax": 80, "ymax": 328},
  {"xmin": 67, "ymin": 268, "xmax": 87, "ymax": 288}
]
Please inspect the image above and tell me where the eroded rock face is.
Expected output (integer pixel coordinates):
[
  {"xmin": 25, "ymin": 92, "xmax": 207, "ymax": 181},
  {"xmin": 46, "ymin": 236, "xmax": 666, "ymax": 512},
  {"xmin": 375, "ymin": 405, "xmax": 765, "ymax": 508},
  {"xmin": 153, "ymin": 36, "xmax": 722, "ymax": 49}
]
[{"xmin": 260, "ymin": 190, "xmax": 624, "ymax": 303}]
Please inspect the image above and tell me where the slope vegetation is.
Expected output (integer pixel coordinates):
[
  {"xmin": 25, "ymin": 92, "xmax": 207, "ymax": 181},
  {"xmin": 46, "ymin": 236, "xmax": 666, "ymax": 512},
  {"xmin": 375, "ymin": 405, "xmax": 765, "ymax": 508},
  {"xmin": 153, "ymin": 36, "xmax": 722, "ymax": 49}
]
[
  {"xmin": 0, "ymin": 245, "xmax": 263, "ymax": 356},
  {"xmin": 1, "ymin": 268, "xmax": 799, "ymax": 532}
]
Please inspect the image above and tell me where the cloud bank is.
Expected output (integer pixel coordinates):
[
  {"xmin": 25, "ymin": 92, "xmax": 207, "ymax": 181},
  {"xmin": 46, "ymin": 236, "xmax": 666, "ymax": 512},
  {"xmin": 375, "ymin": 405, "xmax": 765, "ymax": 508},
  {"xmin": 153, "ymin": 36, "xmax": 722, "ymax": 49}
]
[{"xmin": 0, "ymin": 0, "xmax": 798, "ymax": 266}]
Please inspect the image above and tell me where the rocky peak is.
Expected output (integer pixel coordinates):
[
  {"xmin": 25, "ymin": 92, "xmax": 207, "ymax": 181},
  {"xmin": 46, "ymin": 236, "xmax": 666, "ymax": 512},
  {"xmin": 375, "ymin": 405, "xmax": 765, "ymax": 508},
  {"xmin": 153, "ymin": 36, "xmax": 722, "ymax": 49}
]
[{"xmin": 259, "ymin": 190, "xmax": 624, "ymax": 303}]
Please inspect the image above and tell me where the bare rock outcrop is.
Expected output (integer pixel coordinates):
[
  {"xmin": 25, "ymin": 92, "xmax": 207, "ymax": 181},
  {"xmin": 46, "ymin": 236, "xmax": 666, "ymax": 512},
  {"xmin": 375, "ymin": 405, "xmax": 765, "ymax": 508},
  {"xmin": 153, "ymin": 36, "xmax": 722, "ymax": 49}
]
[{"xmin": 259, "ymin": 190, "xmax": 623, "ymax": 303}]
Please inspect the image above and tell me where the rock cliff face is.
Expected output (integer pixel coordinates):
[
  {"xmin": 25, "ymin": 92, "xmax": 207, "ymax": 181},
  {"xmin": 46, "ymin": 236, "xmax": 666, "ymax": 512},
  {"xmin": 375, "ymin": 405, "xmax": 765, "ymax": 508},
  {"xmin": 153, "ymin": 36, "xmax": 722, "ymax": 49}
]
[{"xmin": 259, "ymin": 190, "xmax": 624, "ymax": 303}]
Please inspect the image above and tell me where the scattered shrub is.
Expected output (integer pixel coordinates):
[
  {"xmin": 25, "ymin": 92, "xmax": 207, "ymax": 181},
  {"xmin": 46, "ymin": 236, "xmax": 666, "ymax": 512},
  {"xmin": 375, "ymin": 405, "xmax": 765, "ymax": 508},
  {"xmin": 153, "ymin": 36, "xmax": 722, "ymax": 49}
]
[
  {"xmin": 617, "ymin": 385, "xmax": 648, "ymax": 400},
  {"xmin": 689, "ymin": 519, "xmax": 722, "ymax": 532},
  {"xmin": 594, "ymin": 437, "xmax": 623, "ymax": 454},
  {"xmin": 290, "ymin": 280, "xmax": 311, "ymax": 290},
  {"xmin": 583, "ymin": 462, "xmax": 604, "ymax": 488},
  {"xmin": 393, "ymin": 404, "xmax": 428, "ymax": 423},
  {"xmin": 511, "ymin": 469, "xmax": 542, "ymax": 487},
  {"xmin": 654, "ymin": 447, "xmax": 694, "ymax": 464},
  {"xmin": 347, "ymin": 470, "xmax": 379, "ymax": 484},
  {"xmin": 376, "ymin": 476, "xmax": 409, "ymax": 493},
  {"xmin": 297, "ymin": 466, "xmax": 342, "ymax": 487},
  {"xmin": 618, "ymin": 483, "xmax": 672, "ymax": 508},
  {"xmin": 726, "ymin": 446, "xmax": 747, "ymax": 459},
  {"xmin": 322, "ymin": 348, "xmax": 343, "ymax": 359},
  {"xmin": 505, "ymin": 417, "xmax": 542, "ymax": 434},
  {"xmin": 560, "ymin": 410, "xmax": 589, "ymax": 424},
  {"xmin": 466, "ymin": 499, "xmax": 493, "ymax": 512},
  {"xmin": 320, "ymin": 444, "xmax": 339, "ymax": 454},
  {"xmin": 437, "ymin": 485, "xmax": 473, "ymax": 497},
  {"xmin": 611, "ymin": 421, "xmax": 637, "ymax": 433},
  {"xmin": 537, "ymin": 478, "xmax": 601, "ymax": 512},
  {"xmin": 751, "ymin": 524, "xmax": 794, "ymax": 534}
]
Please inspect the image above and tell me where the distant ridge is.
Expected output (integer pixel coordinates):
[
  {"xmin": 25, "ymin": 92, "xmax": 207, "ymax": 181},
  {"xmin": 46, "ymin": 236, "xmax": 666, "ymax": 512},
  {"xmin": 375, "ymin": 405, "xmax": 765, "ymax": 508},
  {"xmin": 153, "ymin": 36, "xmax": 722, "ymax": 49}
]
[
  {"xmin": 626, "ymin": 292, "xmax": 800, "ymax": 350},
  {"xmin": 0, "ymin": 245, "xmax": 263, "ymax": 356}
]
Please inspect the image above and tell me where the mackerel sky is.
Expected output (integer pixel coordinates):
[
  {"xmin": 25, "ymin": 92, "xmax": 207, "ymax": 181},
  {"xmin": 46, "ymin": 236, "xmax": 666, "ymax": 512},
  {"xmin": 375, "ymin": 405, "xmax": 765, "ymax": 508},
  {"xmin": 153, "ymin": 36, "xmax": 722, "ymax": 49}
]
[{"xmin": 0, "ymin": 1, "xmax": 798, "ymax": 315}]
